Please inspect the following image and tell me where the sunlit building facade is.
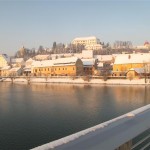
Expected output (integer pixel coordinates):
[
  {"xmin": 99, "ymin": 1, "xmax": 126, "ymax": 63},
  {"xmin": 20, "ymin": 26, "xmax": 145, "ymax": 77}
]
[
  {"xmin": 31, "ymin": 57, "xmax": 83, "ymax": 76},
  {"xmin": 112, "ymin": 53, "xmax": 150, "ymax": 77},
  {"xmin": 0, "ymin": 54, "xmax": 10, "ymax": 68},
  {"xmin": 72, "ymin": 36, "xmax": 102, "ymax": 50}
]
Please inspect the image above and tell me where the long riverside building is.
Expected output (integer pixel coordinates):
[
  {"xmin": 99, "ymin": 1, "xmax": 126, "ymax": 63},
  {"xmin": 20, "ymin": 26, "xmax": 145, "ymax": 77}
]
[{"xmin": 31, "ymin": 57, "xmax": 83, "ymax": 76}]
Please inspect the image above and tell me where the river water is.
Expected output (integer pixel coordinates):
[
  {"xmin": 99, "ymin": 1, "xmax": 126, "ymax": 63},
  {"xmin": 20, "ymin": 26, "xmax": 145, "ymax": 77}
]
[{"xmin": 0, "ymin": 82, "xmax": 150, "ymax": 150}]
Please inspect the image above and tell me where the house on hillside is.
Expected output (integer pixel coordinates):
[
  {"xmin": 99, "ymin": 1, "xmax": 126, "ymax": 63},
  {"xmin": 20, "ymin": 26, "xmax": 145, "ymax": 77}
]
[
  {"xmin": 31, "ymin": 57, "xmax": 83, "ymax": 76},
  {"xmin": 11, "ymin": 58, "xmax": 25, "ymax": 67}
]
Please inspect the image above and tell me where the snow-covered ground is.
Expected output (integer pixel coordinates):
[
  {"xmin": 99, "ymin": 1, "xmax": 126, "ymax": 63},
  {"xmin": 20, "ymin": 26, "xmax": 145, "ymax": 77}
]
[{"xmin": 1, "ymin": 77, "xmax": 150, "ymax": 85}]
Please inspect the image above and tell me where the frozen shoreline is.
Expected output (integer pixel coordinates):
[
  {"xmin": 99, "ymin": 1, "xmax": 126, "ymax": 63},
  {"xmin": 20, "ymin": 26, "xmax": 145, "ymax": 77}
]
[{"xmin": 1, "ymin": 77, "xmax": 150, "ymax": 85}]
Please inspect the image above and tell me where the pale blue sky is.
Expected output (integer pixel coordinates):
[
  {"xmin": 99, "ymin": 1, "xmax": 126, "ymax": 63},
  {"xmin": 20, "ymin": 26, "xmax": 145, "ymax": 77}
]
[{"xmin": 0, "ymin": 0, "xmax": 150, "ymax": 55}]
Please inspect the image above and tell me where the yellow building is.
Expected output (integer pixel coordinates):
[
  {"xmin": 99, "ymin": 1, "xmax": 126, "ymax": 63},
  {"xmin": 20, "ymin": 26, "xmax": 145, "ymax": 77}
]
[
  {"xmin": 112, "ymin": 54, "xmax": 150, "ymax": 77},
  {"xmin": 126, "ymin": 68, "xmax": 145, "ymax": 79},
  {"xmin": 0, "ymin": 54, "xmax": 10, "ymax": 68},
  {"xmin": 0, "ymin": 66, "xmax": 11, "ymax": 76},
  {"xmin": 31, "ymin": 57, "xmax": 83, "ymax": 76}
]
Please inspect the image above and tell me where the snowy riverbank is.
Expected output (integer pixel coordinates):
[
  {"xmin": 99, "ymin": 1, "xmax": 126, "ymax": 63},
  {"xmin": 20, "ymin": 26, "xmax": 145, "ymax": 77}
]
[{"xmin": 1, "ymin": 77, "xmax": 150, "ymax": 85}]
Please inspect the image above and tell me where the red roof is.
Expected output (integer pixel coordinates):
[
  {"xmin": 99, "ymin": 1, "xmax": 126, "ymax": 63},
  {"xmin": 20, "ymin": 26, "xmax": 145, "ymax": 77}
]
[{"xmin": 144, "ymin": 41, "xmax": 149, "ymax": 45}]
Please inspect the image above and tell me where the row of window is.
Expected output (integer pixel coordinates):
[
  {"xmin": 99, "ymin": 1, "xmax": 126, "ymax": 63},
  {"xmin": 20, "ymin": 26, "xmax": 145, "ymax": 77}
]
[
  {"xmin": 75, "ymin": 41, "xmax": 96, "ymax": 44},
  {"xmin": 34, "ymin": 67, "xmax": 75, "ymax": 73}
]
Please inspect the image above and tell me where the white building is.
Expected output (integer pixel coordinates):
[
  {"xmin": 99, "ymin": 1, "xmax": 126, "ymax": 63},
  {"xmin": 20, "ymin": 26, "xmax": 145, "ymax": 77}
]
[
  {"xmin": 85, "ymin": 44, "xmax": 102, "ymax": 50},
  {"xmin": 72, "ymin": 36, "xmax": 102, "ymax": 50},
  {"xmin": 11, "ymin": 58, "xmax": 25, "ymax": 67},
  {"xmin": 9, "ymin": 67, "xmax": 22, "ymax": 76}
]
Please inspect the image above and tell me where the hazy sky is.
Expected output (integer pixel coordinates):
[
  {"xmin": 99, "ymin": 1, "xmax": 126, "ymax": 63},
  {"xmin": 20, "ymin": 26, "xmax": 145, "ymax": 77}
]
[{"xmin": 0, "ymin": 0, "xmax": 150, "ymax": 55}]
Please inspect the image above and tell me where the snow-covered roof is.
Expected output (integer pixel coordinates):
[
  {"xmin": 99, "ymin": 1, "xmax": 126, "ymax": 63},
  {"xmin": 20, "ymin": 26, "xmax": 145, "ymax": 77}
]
[
  {"xmin": 26, "ymin": 58, "xmax": 33, "ymax": 62},
  {"xmin": 74, "ymin": 53, "xmax": 82, "ymax": 59},
  {"xmin": 34, "ymin": 55, "xmax": 50, "ymax": 60},
  {"xmin": 11, "ymin": 58, "xmax": 24, "ymax": 63},
  {"xmin": 63, "ymin": 53, "xmax": 74, "ymax": 57},
  {"xmin": 53, "ymin": 57, "xmax": 78, "ymax": 65},
  {"xmin": 51, "ymin": 54, "xmax": 63, "ymax": 57},
  {"xmin": 24, "ymin": 65, "xmax": 32, "ymax": 69},
  {"xmin": 82, "ymin": 50, "xmax": 93, "ymax": 58},
  {"xmin": 114, "ymin": 54, "xmax": 150, "ymax": 65},
  {"xmin": 1, "ymin": 66, "xmax": 11, "ymax": 70},
  {"xmin": 128, "ymin": 68, "xmax": 145, "ymax": 74},
  {"xmin": 97, "ymin": 62, "xmax": 103, "ymax": 67},
  {"xmin": 50, "ymin": 53, "xmax": 74, "ymax": 58},
  {"xmin": 81, "ymin": 58, "xmax": 96, "ymax": 66},
  {"xmin": 31, "ymin": 61, "xmax": 50, "ymax": 68},
  {"xmin": 73, "ymin": 36, "xmax": 98, "ymax": 41},
  {"xmin": 95, "ymin": 55, "xmax": 113, "ymax": 62},
  {"xmin": 31, "ymin": 57, "xmax": 79, "ymax": 68},
  {"xmin": 9, "ymin": 67, "xmax": 21, "ymax": 72},
  {"xmin": 23, "ymin": 67, "xmax": 31, "ymax": 72}
]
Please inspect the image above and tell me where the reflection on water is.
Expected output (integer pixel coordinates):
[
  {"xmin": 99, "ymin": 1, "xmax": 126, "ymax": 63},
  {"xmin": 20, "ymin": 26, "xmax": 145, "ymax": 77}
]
[{"xmin": 0, "ymin": 82, "xmax": 150, "ymax": 150}]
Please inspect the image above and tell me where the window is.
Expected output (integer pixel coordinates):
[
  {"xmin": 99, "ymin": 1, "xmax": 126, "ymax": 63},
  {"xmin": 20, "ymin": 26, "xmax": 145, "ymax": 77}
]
[{"xmin": 73, "ymin": 67, "xmax": 74, "ymax": 70}]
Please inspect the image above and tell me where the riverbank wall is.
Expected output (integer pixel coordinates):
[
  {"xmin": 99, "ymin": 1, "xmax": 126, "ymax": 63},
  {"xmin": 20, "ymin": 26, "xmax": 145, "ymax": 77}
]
[{"xmin": 0, "ymin": 77, "xmax": 150, "ymax": 85}]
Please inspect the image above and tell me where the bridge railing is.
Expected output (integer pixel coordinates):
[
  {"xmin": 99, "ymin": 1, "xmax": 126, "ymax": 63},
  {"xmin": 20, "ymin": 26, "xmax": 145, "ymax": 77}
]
[{"xmin": 31, "ymin": 104, "xmax": 150, "ymax": 150}]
